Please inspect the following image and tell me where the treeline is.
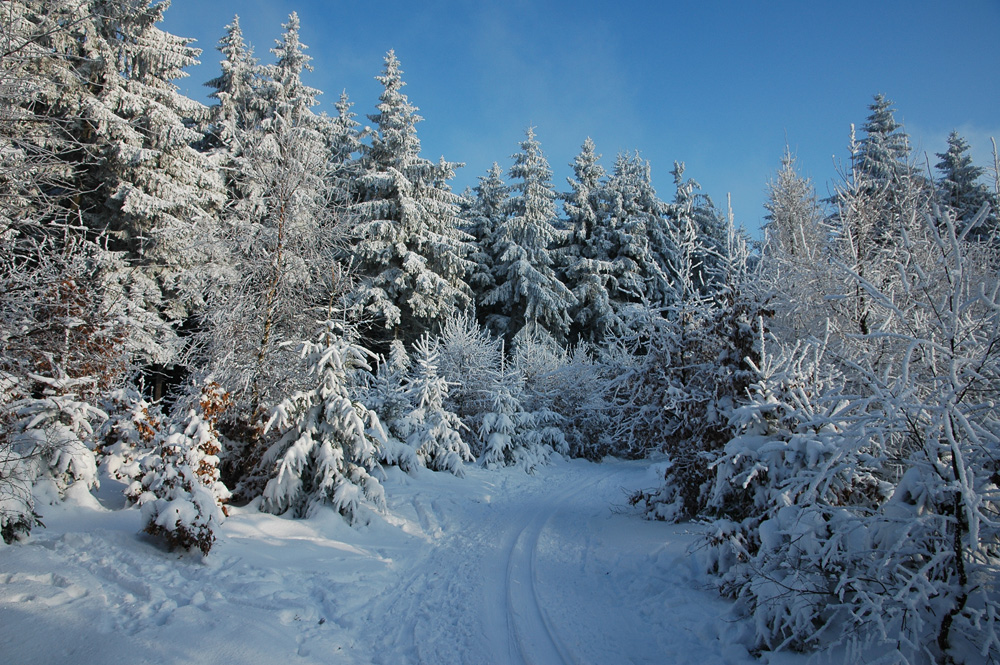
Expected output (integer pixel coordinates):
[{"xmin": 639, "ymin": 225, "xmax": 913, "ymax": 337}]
[{"xmin": 2, "ymin": 2, "xmax": 999, "ymax": 662}]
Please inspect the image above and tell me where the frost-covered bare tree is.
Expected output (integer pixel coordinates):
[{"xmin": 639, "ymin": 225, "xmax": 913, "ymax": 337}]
[
  {"xmin": 201, "ymin": 13, "xmax": 348, "ymax": 436},
  {"xmin": 705, "ymin": 202, "xmax": 1000, "ymax": 663}
]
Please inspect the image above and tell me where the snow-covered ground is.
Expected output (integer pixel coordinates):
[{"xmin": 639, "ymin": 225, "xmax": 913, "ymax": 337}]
[{"xmin": 0, "ymin": 457, "xmax": 809, "ymax": 664}]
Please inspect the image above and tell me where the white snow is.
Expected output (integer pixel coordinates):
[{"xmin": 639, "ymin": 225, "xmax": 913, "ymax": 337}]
[{"xmin": 0, "ymin": 457, "xmax": 810, "ymax": 664}]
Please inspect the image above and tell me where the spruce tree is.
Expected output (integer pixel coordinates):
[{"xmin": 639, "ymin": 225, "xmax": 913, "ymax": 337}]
[
  {"xmin": 483, "ymin": 127, "xmax": 575, "ymax": 346},
  {"xmin": 203, "ymin": 14, "xmax": 261, "ymax": 150},
  {"xmin": 560, "ymin": 138, "xmax": 614, "ymax": 345},
  {"xmin": 349, "ymin": 51, "xmax": 473, "ymax": 346},
  {"xmin": 75, "ymin": 0, "xmax": 227, "ymax": 348},
  {"xmin": 935, "ymin": 131, "xmax": 996, "ymax": 240},
  {"xmin": 326, "ymin": 91, "xmax": 363, "ymax": 208},
  {"xmin": 257, "ymin": 321, "xmax": 386, "ymax": 523},
  {"xmin": 762, "ymin": 148, "xmax": 826, "ymax": 260},
  {"xmin": 599, "ymin": 152, "xmax": 675, "ymax": 331},
  {"xmin": 855, "ymin": 93, "xmax": 914, "ymax": 189},
  {"xmin": 465, "ymin": 163, "xmax": 508, "ymax": 321},
  {"xmin": 760, "ymin": 149, "xmax": 831, "ymax": 339}
]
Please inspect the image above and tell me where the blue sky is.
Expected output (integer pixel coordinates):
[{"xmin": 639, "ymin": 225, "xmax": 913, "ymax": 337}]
[{"xmin": 161, "ymin": 0, "xmax": 1000, "ymax": 234}]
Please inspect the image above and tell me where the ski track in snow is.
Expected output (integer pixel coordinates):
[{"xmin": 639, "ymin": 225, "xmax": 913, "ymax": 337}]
[{"xmin": 0, "ymin": 458, "xmax": 807, "ymax": 665}]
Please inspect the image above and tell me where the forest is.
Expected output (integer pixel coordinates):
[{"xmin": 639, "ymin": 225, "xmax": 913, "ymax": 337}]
[{"xmin": 2, "ymin": 1, "xmax": 999, "ymax": 663}]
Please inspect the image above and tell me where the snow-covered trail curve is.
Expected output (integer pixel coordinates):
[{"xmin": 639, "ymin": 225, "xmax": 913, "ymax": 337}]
[{"xmin": 363, "ymin": 457, "xmax": 750, "ymax": 665}]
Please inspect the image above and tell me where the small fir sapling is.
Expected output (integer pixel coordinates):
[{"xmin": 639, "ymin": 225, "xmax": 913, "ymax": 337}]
[
  {"xmin": 399, "ymin": 334, "xmax": 472, "ymax": 476},
  {"xmin": 479, "ymin": 361, "xmax": 564, "ymax": 473},
  {"xmin": 127, "ymin": 384, "xmax": 234, "ymax": 555},
  {"xmin": 257, "ymin": 321, "xmax": 386, "ymax": 523}
]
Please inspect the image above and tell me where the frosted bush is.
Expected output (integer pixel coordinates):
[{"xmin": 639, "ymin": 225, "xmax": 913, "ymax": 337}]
[{"xmin": 2, "ymin": 371, "xmax": 105, "ymax": 541}]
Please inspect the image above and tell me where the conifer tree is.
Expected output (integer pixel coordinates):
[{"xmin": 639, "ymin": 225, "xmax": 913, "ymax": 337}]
[
  {"xmin": 399, "ymin": 335, "xmax": 472, "ymax": 476},
  {"xmin": 483, "ymin": 127, "xmax": 575, "ymax": 346},
  {"xmin": 935, "ymin": 130, "xmax": 997, "ymax": 240},
  {"xmin": 203, "ymin": 14, "xmax": 261, "ymax": 150},
  {"xmin": 855, "ymin": 93, "xmax": 914, "ymax": 190},
  {"xmin": 76, "ymin": 0, "xmax": 227, "ymax": 355},
  {"xmin": 4, "ymin": 1, "xmax": 231, "ymax": 373},
  {"xmin": 326, "ymin": 91, "xmax": 363, "ymax": 207},
  {"xmin": 760, "ymin": 149, "xmax": 830, "ymax": 339},
  {"xmin": 560, "ymin": 138, "xmax": 614, "ymax": 345},
  {"xmin": 762, "ymin": 148, "xmax": 826, "ymax": 260},
  {"xmin": 349, "ymin": 51, "xmax": 473, "ymax": 346},
  {"xmin": 828, "ymin": 94, "xmax": 928, "ymax": 261},
  {"xmin": 257, "ymin": 321, "xmax": 386, "ymax": 523},
  {"xmin": 465, "ymin": 163, "xmax": 508, "ymax": 316},
  {"xmin": 596, "ymin": 152, "xmax": 676, "ymax": 333}
]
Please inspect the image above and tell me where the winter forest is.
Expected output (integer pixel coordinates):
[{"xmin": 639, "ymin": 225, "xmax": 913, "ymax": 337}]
[{"xmin": 2, "ymin": 1, "xmax": 1000, "ymax": 664}]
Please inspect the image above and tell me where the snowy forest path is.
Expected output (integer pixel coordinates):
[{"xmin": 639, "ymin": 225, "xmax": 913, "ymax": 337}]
[
  {"xmin": 0, "ymin": 458, "xmax": 772, "ymax": 665},
  {"xmin": 361, "ymin": 458, "xmax": 688, "ymax": 665}
]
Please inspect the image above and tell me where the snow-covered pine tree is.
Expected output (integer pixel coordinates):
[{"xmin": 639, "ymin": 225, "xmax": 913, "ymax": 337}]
[
  {"xmin": 826, "ymin": 95, "xmax": 928, "ymax": 276},
  {"xmin": 257, "ymin": 321, "xmax": 386, "ymax": 523},
  {"xmin": 1, "ymin": 0, "xmax": 134, "ymax": 391},
  {"xmin": 0, "ymin": 1, "xmax": 138, "ymax": 540},
  {"xmin": 483, "ymin": 127, "xmax": 575, "ymax": 345},
  {"xmin": 854, "ymin": 93, "xmax": 917, "ymax": 193},
  {"xmin": 399, "ymin": 334, "xmax": 471, "ymax": 476},
  {"xmin": 599, "ymin": 152, "xmax": 676, "ymax": 332},
  {"xmin": 203, "ymin": 14, "xmax": 262, "ymax": 151},
  {"xmin": 325, "ymin": 91, "xmax": 364, "ymax": 208},
  {"xmin": 348, "ymin": 51, "xmax": 473, "ymax": 346},
  {"xmin": 69, "ymin": 0, "xmax": 227, "ymax": 366},
  {"xmin": 668, "ymin": 161, "xmax": 726, "ymax": 295},
  {"xmin": 935, "ymin": 130, "xmax": 997, "ymax": 242},
  {"xmin": 560, "ymin": 138, "xmax": 614, "ymax": 345},
  {"xmin": 478, "ymin": 361, "xmax": 564, "ymax": 473},
  {"xmin": 96, "ymin": 387, "xmax": 162, "ymax": 483},
  {"xmin": 823, "ymin": 101, "xmax": 934, "ymax": 344},
  {"xmin": 465, "ymin": 163, "xmax": 508, "ymax": 318},
  {"xmin": 365, "ymin": 340, "xmax": 421, "ymax": 472},
  {"xmin": 759, "ymin": 149, "xmax": 831, "ymax": 340}
]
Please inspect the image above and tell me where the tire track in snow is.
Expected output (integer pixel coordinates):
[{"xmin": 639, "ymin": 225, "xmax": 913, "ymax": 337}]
[{"xmin": 503, "ymin": 467, "xmax": 621, "ymax": 665}]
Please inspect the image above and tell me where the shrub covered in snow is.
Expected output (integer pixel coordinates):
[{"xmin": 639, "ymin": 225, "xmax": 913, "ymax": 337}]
[
  {"xmin": 125, "ymin": 381, "xmax": 234, "ymax": 555},
  {"xmin": 96, "ymin": 387, "xmax": 162, "ymax": 484},
  {"xmin": 2, "ymin": 371, "xmax": 105, "ymax": 542}
]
